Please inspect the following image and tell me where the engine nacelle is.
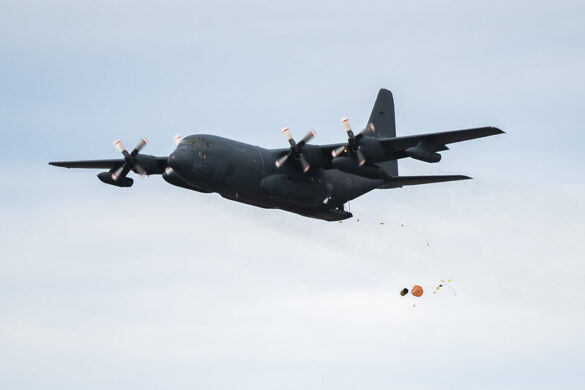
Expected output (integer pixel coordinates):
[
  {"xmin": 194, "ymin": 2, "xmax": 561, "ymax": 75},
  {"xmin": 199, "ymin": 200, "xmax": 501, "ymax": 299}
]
[
  {"xmin": 97, "ymin": 172, "xmax": 133, "ymax": 187},
  {"xmin": 405, "ymin": 140, "xmax": 441, "ymax": 163},
  {"xmin": 331, "ymin": 157, "xmax": 387, "ymax": 179}
]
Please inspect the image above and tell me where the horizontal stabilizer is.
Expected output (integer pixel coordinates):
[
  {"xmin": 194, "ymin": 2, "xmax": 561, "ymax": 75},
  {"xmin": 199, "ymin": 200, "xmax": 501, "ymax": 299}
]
[{"xmin": 379, "ymin": 175, "xmax": 471, "ymax": 189}]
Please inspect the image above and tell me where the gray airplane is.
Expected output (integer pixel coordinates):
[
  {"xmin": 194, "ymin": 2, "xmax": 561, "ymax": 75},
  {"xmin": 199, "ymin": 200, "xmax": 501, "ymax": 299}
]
[{"xmin": 49, "ymin": 89, "xmax": 503, "ymax": 221}]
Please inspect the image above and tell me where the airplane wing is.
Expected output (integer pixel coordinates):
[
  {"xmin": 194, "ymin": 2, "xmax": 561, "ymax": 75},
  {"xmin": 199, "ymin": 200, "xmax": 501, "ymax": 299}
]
[
  {"xmin": 49, "ymin": 155, "xmax": 168, "ymax": 174},
  {"xmin": 49, "ymin": 159, "xmax": 125, "ymax": 169},
  {"xmin": 381, "ymin": 126, "xmax": 504, "ymax": 153},
  {"xmin": 304, "ymin": 126, "xmax": 502, "ymax": 171}
]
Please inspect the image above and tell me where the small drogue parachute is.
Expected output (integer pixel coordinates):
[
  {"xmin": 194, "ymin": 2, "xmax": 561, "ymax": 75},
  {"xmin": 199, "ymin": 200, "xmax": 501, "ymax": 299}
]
[{"xmin": 411, "ymin": 285, "xmax": 424, "ymax": 297}]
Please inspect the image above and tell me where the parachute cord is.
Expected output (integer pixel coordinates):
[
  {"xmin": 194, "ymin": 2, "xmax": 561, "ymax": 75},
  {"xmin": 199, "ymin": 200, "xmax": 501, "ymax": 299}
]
[{"xmin": 444, "ymin": 282, "xmax": 457, "ymax": 296}]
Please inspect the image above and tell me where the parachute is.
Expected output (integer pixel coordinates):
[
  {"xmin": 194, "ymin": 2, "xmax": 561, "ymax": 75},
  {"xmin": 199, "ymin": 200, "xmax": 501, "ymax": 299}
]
[{"xmin": 411, "ymin": 285, "xmax": 424, "ymax": 297}]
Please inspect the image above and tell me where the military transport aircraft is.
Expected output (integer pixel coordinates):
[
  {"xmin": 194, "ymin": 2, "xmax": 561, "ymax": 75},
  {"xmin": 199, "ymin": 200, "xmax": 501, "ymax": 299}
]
[{"xmin": 49, "ymin": 89, "xmax": 503, "ymax": 221}]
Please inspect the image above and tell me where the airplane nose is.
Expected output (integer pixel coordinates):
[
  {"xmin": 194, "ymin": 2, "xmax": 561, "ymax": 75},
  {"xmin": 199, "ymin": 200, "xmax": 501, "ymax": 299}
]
[{"xmin": 168, "ymin": 149, "xmax": 193, "ymax": 172}]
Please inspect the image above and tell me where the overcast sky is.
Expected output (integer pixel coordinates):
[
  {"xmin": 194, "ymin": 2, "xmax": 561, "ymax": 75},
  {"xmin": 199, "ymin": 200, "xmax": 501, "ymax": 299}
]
[{"xmin": 1, "ymin": 1, "xmax": 584, "ymax": 389}]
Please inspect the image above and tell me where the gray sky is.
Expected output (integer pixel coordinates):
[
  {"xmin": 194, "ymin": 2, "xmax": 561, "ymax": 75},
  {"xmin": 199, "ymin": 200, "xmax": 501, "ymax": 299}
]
[{"xmin": 1, "ymin": 1, "xmax": 584, "ymax": 389}]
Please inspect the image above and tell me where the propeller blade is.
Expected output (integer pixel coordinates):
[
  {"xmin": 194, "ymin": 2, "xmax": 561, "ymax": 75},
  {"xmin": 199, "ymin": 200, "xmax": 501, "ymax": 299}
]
[
  {"xmin": 111, "ymin": 164, "xmax": 126, "ymax": 181},
  {"xmin": 282, "ymin": 127, "xmax": 294, "ymax": 145},
  {"xmin": 174, "ymin": 134, "xmax": 182, "ymax": 146},
  {"xmin": 114, "ymin": 139, "xmax": 132, "ymax": 159},
  {"xmin": 275, "ymin": 153, "xmax": 290, "ymax": 168},
  {"xmin": 341, "ymin": 117, "xmax": 352, "ymax": 133},
  {"xmin": 356, "ymin": 148, "xmax": 366, "ymax": 166},
  {"xmin": 331, "ymin": 145, "xmax": 346, "ymax": 157},
  {"xmin": 359, "ymin": 123, "xmax": 375, "ymax": 137},
  {"xmin": 299, "ymin": 130, "xmax": 316, "ymax": 145},
  {"xmin": 114, "ymin": 139, "xmax": 126, "ymax": 153},
  {"xmin": 131, "ymin": 137, "xmax": 148, "ymax": 156},
  {"xmin": 134, "ymin": 164, "xmax": 147, "ymax": 177},
  {"xmin": 299, "ymin": 154, "xmax": 310, "ymax": 173}
]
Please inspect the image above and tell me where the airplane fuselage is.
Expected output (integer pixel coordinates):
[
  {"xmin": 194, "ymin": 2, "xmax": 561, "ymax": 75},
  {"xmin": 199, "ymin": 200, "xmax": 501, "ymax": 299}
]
[{"xmin": 163, "ymin": 134, "xmax": 381, "ymax": 220}]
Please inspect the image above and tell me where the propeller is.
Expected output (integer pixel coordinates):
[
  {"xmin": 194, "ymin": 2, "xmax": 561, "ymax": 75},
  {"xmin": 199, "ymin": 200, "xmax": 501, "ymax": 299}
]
[
  {"xmin": 331, "ymin": 118, "xmax": 375, "ymax": 166},
  {"xmin": 111, "ymin": 138, "xmax": 148, "ymax": 181},
  {"xmin": 275, "ymin": 127, "xmax": 316, "ymax": 173}
]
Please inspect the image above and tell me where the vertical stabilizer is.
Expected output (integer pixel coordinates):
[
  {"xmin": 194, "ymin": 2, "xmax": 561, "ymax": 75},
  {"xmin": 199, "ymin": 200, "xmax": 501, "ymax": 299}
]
[{"xmin": 367, "ymin": 89, "xmax": 398, "ymax": 176}]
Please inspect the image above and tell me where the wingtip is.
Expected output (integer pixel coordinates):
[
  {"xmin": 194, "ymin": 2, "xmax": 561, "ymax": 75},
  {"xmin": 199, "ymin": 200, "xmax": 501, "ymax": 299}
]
[
  {"xmin": 448, "ymin": 175, "xmax": 473, "ymax": 181},
  {"xmin": 49, "ymin": 161, "xmax": 72, "ymax": 169},
  {"xmin": 489, "ymin": 126, "xmax": 506, "ymax": 134}
]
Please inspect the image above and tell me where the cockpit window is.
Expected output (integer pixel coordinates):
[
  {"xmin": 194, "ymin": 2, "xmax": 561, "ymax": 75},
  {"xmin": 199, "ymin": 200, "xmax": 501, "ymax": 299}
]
[{"xmin": 180, "ymin": 137, "xmax": 210, "ymax": 147}]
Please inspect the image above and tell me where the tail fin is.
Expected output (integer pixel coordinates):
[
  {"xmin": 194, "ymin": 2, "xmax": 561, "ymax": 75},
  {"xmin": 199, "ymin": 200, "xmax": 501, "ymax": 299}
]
[{"xmin": 367, "ymin": 89, "xmax": 398, "ymax": 176}]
